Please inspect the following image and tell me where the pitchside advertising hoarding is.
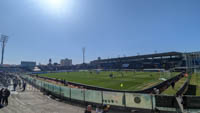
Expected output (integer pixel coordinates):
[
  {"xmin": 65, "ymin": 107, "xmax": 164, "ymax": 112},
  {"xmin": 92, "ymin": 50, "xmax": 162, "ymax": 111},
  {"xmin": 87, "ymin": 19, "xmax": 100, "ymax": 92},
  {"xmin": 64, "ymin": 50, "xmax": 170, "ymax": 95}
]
[
  {"xmin": 85, "ymin": 89, "xmax": 102, "ymax": 104},
  {"xmin": 102, "ymin": 91, "xmax": 153, "ymax": 109},
  {"xmin": 103, "ymin": 91, "xmax": 125, "ymax": 106},
  {"xmin": 71, "ymin": 88, "xmax": 84, "ymax": 101},
  {"xmin": 125, "ymin": 93, "xmax": 153, "ymax": 109}
]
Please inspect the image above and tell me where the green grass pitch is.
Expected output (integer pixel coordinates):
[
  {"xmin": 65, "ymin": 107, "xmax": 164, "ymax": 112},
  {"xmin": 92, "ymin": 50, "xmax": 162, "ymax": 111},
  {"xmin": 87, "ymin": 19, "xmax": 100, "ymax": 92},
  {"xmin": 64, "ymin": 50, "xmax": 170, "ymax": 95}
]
[
  {"xmin": 162, "ymin": 73, "xmax": 200, "ymax": 95},
  {"xmin": 38, "ymin": 71, "xmax": 178, "ymax": 91}
]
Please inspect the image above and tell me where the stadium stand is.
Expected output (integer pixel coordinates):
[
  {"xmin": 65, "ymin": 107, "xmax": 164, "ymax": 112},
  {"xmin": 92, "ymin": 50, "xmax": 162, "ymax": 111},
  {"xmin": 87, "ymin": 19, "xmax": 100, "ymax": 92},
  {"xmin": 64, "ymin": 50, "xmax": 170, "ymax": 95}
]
[{"xmin": 90, "ymin": 52, "xmax": 184, "ymax": 70}]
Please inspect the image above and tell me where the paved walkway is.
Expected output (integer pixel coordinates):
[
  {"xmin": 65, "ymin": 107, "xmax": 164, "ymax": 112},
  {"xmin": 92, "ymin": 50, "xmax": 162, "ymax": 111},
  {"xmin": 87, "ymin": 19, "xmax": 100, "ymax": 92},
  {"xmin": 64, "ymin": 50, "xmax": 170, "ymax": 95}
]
[
  {"xmin": 0, "ymin": 84, "xmax": 86, "ymax": 113},
  {"xmin": 0, "ymin": 77, "xmax": 137, "ymax": 113}
]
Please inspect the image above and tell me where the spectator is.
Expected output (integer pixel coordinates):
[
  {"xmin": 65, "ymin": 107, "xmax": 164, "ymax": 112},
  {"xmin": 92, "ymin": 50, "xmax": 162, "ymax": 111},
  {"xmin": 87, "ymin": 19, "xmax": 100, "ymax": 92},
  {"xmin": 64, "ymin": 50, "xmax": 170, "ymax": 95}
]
[
  {"xmin": 96, "ymin": 105, "xmax": 103, "ymax": 113},
  {"xmin": 156, "ymin": 89, "xmax": 160, "ymax": 94},
  {"xmin": 0, "ymin": 88, "xmax": 4, "ymax": 105},
  {"xmin": 171, "ymin": 81, "xmax": 175, "ymax": 89},
  {"xmin": 2, "ymin": 88, "xmax": 10, "ymax": 106},
  {"xmin": 13, "ymin": 79, "xmax": 18, "ymax": 91},
  {"xmin": 22, "ymin": 82, "xmax": 27, "ymax": 91},
  {"xmin": 85, "ymin": 105, "xmax": 92, "ymax": 113},
  {"xmin": 63, "ymin": 80, "xmax": 68, "ymax": 86},
  {"xmin": 153, "ymin": 88, "xmax": 160, "ymax": 94},
  {"xmin": 103, "ymin": 105, "xmax": 110, "ymax": 113}
]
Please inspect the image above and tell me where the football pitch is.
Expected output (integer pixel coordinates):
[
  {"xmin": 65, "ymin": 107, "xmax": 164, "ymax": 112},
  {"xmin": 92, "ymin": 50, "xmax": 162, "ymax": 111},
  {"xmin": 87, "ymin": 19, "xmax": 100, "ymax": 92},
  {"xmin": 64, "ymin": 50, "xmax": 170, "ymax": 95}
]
[{"xmin": 38, "ymin": 71, "xmax": 179, "ymax": 91}]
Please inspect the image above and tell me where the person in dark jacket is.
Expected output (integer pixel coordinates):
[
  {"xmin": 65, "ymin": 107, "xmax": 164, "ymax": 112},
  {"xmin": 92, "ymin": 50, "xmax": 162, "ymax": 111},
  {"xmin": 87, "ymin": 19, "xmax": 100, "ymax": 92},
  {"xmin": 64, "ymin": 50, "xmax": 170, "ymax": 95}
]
[
  {"xmin": 2, "ymin": 88, "xmax": 10, "ymax": 106},
  {"xmin": 22, "ymin": 82, "xmax": 27, "ymax": 91},
  {"xmin": 0, "ymin": 88, "xmax": 4, "ymax": 105},
  {"xmin": 171, "ymin": 81, "xmax": 175, "ymax": 89},
  {"xmin": 103, "ymin": 105, "xmax": 110, "ymax": 113},
  {"xmin": 13, "ymin": 79, "xmax": 18, "ymax": 91},
  {"xmin": 18, "ymin": 80, "xmax": 22, "ymax": 89}
]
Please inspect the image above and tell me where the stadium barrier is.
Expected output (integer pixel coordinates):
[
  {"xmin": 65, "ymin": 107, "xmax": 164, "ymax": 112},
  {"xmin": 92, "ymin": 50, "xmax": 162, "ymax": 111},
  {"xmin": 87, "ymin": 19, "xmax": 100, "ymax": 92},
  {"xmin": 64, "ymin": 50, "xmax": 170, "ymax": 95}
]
[
  {"xmin": 184, "ymin": 85, "xmax": 197, "ymax": 95},
  {"xmin": 176, "ymin": 78, "xmax": 190, "ymax": 97},
  {"xmin": 140, "ymin": 72, "xmax": 185, "ymax": 94},
  {"xmin": 183, "ymin": 96, "xmax": 200, "ymax": 109},
  {"xmin": 21, "ymin": 75, "xmax": 156, "ymax": 111},
  {"xmin": 155, "ymin": 95, "xmax": 179, "ymax": 112},
  {"xmin": 20, "ymin": 74, "xmax": 195, "ymax": 112},
  {"xmin": 30, "ymin": 72, "xmax": 185, "ymax": 94}
]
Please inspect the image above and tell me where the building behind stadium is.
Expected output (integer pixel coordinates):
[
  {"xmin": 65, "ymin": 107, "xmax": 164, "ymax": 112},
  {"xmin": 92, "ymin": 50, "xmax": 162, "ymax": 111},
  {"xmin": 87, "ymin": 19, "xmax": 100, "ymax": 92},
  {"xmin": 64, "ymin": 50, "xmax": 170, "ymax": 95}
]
[{"xmin": 60, "ymin": 58, "xmax": 72, "ymax": 66}]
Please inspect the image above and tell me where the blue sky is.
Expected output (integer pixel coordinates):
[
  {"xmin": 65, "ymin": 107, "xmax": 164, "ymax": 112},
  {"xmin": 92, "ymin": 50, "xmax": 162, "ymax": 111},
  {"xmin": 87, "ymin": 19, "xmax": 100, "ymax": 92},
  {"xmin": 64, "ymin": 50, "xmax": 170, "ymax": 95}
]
[{"xmin": 0, "ymin": 0, "xmax": 200, "ymax": 65}]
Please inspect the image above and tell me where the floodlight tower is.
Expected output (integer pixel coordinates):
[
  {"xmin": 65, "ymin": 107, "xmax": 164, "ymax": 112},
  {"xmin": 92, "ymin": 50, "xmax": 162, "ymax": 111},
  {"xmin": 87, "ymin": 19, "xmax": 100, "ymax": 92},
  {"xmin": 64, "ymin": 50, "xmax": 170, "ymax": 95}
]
[
  {"xmin": 0, "ymin": 34, "xmax": 8, "ymax": 65},
  {"xmin": 82, "ymin": 47, "xmax": 85, "ymax": 64}
]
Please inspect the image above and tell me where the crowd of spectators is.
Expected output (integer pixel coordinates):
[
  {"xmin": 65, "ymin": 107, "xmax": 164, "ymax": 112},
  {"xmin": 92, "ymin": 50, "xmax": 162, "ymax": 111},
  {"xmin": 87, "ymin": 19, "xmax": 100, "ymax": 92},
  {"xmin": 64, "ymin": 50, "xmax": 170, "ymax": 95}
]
[
  {"xmin": 13, "ymin": 78, "xmax": 26, "ymax": 92},
  {"xmin": 0, "ymin": 72, "xmax": 27, "ymax": 108}
]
